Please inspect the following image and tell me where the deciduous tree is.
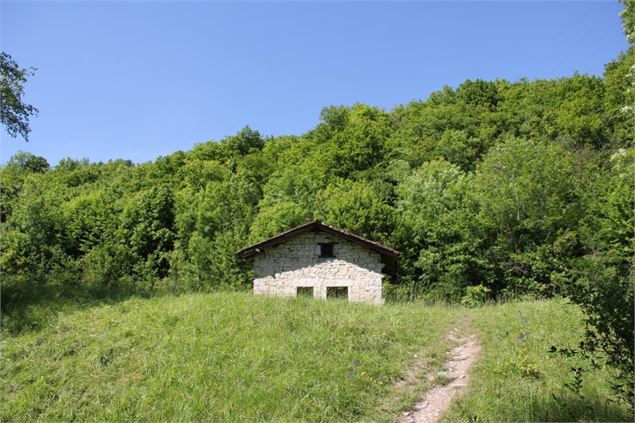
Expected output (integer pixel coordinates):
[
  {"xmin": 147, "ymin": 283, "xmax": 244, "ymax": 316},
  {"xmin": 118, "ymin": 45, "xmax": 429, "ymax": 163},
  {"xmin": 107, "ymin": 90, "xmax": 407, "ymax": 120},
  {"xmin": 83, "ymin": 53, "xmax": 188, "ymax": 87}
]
[{"xmin": 1, "ymin": 52, "xmax": 38, "ymax": 141}]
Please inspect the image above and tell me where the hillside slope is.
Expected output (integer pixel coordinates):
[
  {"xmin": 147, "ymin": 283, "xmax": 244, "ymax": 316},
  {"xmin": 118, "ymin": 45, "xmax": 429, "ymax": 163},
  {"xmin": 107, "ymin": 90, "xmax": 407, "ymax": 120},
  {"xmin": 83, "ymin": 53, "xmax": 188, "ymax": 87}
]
[
  {"xmin": 1, "ymin": 294, "xmax": 630, "ymax": 422},
  {"xmin": 1, "ymin": 293, "xmax": 458, "ymax": 421}
]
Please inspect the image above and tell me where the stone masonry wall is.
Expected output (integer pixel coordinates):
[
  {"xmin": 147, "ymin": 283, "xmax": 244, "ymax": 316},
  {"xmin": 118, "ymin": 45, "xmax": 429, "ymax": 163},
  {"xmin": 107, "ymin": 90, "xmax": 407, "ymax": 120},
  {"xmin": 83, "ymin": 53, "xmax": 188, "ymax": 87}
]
[{"xmin": 252, "ymin": 232, "xmax": 385, "ymax": 305}]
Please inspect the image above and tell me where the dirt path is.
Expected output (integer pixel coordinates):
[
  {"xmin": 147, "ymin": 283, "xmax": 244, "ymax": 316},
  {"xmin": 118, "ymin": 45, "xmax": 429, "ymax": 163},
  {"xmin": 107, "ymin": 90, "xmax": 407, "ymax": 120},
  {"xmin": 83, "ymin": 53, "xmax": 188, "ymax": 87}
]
[{"xmin": 400, "ymin": 328, "xmax": 481, "ymax": 423}]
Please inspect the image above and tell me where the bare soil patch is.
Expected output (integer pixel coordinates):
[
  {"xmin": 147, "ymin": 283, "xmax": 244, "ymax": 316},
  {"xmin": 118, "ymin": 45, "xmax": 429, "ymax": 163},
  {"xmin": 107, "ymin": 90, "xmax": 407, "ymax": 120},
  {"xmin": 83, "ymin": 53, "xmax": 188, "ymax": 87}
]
[{"xmin": 400, "ymin": 327, "xmax": 481, "ymax": 423}]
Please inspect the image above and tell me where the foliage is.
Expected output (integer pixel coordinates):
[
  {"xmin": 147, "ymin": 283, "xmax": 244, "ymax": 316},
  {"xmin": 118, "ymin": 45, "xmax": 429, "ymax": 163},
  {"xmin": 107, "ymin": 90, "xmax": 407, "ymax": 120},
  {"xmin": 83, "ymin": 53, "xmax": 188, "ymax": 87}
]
[
  {"xmin": 0, "ymin": 52, "xmax": 39, "ymax": 141},
  {"xmin": 0, "ymin": 152, "xmax": 49, "ymax": 221},
  {"xmin": 316, "ymin": 178, "xmax": 396, "ymax": 243},
  {"xmin": 397, "ymin": 159, "xmax": 485, "ymax": 299},
  {"xmin": 473, "ymin": 138, "xmax": 580, "ymax": 297},
  {"xmin": 619, "ymin": 0, "xmax": 635, "ymax": 46},
  {"xmin": 561, "ymin": 148, "xmax": 635, "ymax": 404},
  {"xmin": 460, "ymin": 285, "xmax": 491, "ymax": 307},
  {"xmin": 603, "ymin": 49, "xmax": 634, "ymax": 146}
]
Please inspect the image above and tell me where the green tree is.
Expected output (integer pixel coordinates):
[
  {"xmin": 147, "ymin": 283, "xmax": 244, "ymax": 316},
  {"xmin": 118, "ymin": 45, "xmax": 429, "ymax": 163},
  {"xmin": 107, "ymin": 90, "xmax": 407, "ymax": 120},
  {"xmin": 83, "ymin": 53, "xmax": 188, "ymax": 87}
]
[
  {"xmin": 249, "ymin": 201, "xmax": 310, "ymax": 242},
  {"xmin": 329, "ymin": 104, "xmax": 392, "ymax": 178},
  {"xmin": 397, "ymin": 160, "xmax": 485, "ymax": 299},
  {"xmin": 119, "ymin": 185, "xmax": 176, "ymax": 281},
  {"xmin": 619, "ymin": 0, "xmax": 635, "ymax": 46},
  {"xmin": 0, "ymin": 152, "xmax": 49, "ymax": 221},
  {"xmin": 1, "ymin": 52, "xmax": 39, "ymax": 141},
  {"xmin": 316, "ymin": 178, "xmax": 396, "ymax": 244},
  {"xmin": 603, "ymin": 48, "xmax": 635, "ymax": 148},
  {"xmin": 456, "ymin": 79, "xmax": 500, "ymax": 109},
  {"xmin": 0, "ymin": 175, "xmax": 69, "ymax": 286},
  {"xmin": 437, "ymin": 129, "xmax": 486, "ymax": 171},
  {"xmin": 474, "ymin": 138, "xmax": 579, "ymax": 296},
  {"xmin": 496, "ymin": 75, "xmax": 607, "ymax": 149},
  {"xmin": 6, "ymin": 151, "xmax": 49, "ymax": 173},
  {"xmin": 564, "ymin": 148, "xmax": 635, "ymax": 405}
]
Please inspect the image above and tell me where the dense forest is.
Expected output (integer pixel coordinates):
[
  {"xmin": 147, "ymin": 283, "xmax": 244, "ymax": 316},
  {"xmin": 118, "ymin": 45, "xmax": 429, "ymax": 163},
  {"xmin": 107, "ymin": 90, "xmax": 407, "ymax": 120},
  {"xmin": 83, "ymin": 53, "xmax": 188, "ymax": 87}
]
[
  {"xmin": 2, "ymin": 41, "xmax": 634, "ymax": 405},
  {"xmin": 3, "ymin": 49, "xmax": 632, "ymax": 299}
]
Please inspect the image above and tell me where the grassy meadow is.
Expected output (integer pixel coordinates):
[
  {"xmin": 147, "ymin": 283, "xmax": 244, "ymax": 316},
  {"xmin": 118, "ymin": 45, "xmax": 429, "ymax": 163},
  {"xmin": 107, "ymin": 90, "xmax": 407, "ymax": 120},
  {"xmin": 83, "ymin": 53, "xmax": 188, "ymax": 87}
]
[
  {"xmin": 443, "ymin": 301, "xmax": 632, "ymax": 422},
  {"xmin": 1, "ymin": 293, "xmax": 632, "ymax": 422}
]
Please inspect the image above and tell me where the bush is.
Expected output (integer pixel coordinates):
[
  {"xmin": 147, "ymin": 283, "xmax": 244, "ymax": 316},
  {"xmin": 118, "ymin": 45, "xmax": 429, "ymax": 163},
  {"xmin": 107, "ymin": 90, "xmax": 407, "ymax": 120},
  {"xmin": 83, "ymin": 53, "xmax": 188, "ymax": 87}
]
[{"xmin": 461, "ymin": 284, "xmax": 491, "ymax": 307}]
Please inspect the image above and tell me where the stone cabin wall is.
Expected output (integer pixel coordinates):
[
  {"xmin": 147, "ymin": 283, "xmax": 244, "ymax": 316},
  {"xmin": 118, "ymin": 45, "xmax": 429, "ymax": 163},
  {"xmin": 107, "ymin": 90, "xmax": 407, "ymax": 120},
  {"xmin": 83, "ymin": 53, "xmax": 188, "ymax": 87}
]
[{"xmin": 252, "ymin": 232, "xmax": 385, "ymax": 304}]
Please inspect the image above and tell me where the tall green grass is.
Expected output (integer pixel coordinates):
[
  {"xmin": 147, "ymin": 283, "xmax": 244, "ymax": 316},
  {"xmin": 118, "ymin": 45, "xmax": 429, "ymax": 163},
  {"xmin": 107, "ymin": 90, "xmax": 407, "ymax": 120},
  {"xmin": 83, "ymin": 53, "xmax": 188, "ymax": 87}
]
[
  {"xmin": 2, "ymin": 294, "xmax": 631, "ymax": 421},
  {"xmin": 1, "ymin": 293, "xmax": 458, "ymax": 421},
  {"xmin": 444, "ymin": 300, "xmax": 632, "ymax": 422}
]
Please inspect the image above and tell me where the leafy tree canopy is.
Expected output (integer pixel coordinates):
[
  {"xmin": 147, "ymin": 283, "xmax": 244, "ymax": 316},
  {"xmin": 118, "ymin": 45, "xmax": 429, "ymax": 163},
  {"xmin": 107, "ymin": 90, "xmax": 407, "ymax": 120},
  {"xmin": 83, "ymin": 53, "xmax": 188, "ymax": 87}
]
[{"xmin": 0, "ymin": 52, "xmax": 39, "ymax": 141}]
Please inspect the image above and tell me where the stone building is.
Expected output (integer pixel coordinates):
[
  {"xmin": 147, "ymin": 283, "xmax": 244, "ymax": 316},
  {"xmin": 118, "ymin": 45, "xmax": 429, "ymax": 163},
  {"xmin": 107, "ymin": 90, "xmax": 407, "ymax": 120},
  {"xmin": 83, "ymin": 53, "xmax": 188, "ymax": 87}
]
[{"xmin": 236, "ymin": 220, "xmax": 399, "ymax": 305}]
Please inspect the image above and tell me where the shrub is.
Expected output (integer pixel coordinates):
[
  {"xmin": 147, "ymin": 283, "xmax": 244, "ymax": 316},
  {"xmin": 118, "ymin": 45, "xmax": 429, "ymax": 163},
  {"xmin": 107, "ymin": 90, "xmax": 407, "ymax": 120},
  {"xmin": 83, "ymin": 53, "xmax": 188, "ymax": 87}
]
[{"xmin": 461, "ymin": 284, "xmax": 491, "ymax": 307}]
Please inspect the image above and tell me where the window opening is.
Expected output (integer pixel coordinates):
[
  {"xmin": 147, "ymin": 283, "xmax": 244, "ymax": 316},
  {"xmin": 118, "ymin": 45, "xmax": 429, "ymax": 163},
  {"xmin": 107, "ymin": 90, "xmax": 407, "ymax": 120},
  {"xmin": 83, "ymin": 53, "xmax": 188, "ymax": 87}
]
[
  {"xmin": 296, "ymin": 287, "xmax": 314, "ymax": 298},
  {"xmin": 319, "ymin": 242, "xmax": 335, "ymax": 258},
  {"xmin": 327, "ymin": 286, "xmax": 348, "ymax": 300}
]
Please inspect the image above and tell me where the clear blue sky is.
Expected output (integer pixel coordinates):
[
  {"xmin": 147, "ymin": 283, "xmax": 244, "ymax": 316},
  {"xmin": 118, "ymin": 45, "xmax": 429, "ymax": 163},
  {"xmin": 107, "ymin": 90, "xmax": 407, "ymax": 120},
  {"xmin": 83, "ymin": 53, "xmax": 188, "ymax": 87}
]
[{"xmin": 0, "ymin": 0, "xmax": 628, "ymax": 165}]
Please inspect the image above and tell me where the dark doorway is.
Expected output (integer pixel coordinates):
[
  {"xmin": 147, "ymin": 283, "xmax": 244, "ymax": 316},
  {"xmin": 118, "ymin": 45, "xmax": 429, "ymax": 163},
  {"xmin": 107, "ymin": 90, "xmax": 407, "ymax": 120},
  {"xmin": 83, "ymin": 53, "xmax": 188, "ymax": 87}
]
[
  {"xmin": 296, "ymin": 287, "xmax": 314, "ymax": 298},
  {"xmin": 327, "ymin": 286, "xmax": 348, "ymax": 300}
]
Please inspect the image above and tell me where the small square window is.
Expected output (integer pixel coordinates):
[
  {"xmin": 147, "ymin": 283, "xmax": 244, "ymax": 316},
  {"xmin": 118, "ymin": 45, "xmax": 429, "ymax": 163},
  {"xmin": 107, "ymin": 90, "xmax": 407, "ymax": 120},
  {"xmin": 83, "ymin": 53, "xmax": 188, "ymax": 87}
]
[
  {"xmin": 297, "ymin": 287, "xmax": 314, "ymax": 298},
  {"xmin": 327, "ymin": 287, "xmax": 348, "ymax": 300},
  {"xmin": 319, "ymin": 243, "xmax": 334, "ymax": 258}
]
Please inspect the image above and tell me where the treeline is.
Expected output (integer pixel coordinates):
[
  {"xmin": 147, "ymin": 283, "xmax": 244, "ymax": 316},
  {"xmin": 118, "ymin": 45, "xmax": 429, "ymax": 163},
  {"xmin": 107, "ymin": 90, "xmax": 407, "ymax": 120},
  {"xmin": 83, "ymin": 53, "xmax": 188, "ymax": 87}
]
[{"xmin": 2, "ymin": 50, "xmax": 632, "ymax": 303}]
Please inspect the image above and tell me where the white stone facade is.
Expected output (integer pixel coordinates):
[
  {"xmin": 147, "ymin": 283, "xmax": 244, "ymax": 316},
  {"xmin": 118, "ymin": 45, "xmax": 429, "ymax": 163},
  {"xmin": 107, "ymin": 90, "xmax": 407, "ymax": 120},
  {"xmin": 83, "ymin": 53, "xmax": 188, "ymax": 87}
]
[{"xmin": 252, "ymin": 232, "xmax": 385, "ymax": 304}]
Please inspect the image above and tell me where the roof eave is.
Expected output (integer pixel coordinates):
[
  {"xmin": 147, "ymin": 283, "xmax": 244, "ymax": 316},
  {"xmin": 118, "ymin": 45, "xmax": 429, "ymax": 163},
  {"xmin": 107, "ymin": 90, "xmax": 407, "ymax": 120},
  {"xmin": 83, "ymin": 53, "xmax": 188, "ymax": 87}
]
[{"xmin": 235, "ymin": 220, "xmax": 400, "ymax": 259}]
